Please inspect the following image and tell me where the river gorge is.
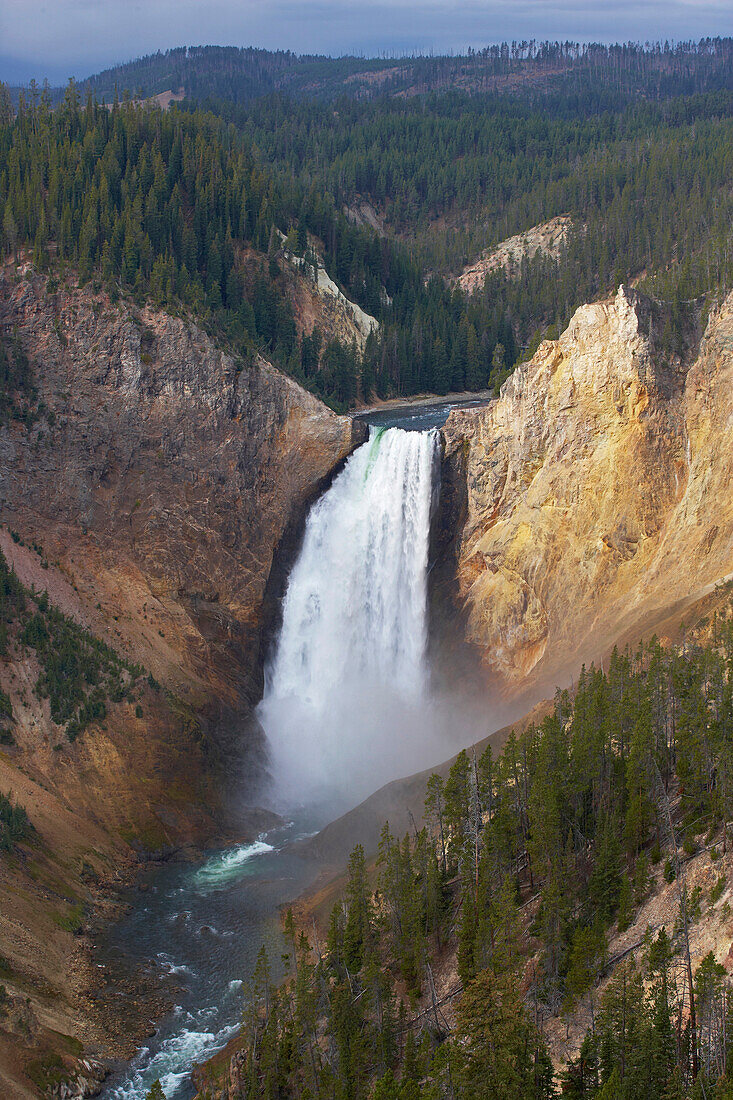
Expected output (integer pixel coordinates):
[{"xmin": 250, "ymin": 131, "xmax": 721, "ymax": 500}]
[
  {"xmin": 99, "ymin": 407, "xmax": 472, "ymax": 1099},
  {"xmin": 3, "ymin": 269, "xmax": 733, "ymax": 1099}
]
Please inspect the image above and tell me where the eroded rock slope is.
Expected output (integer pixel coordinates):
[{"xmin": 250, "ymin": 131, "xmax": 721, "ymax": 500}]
[
  {"xmin": 0, "ymin": 263, "xmax": 363, "ymax": 1095},
  {"xmin": 442, "ymin": 285, "xmax": 733, "ymax": 695}
]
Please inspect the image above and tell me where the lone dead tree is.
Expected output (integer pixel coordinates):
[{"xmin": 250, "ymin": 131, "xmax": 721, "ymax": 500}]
[{"xmin": 654, "ymin": 761, "xmax": 699, "ymax": 1083}]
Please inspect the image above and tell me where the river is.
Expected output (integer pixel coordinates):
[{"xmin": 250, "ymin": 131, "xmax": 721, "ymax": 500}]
[
  {"xmin": 99, "ymin": 816, "xmax": 324, "ymax": 1099},
  {"xmin": 99, "ymin": 399, "xmax": 483, "ymax": 1100}
]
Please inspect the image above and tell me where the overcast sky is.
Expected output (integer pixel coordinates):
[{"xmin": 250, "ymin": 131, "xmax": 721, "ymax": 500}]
[{"xmin": 2, "ymin": 0, "xmax": 732, "ymax": 85}]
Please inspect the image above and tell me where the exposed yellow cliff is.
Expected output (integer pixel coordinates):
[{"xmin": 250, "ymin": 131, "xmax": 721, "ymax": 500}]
[{"xmin": 442, "ymin": 285, "xmax": 733, "ymax": 695}]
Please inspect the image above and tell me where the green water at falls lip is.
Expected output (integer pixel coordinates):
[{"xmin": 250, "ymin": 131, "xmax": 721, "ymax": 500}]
[{"xmin": 363, "ymin": 424, "xmax": 385, "ymax": 481}]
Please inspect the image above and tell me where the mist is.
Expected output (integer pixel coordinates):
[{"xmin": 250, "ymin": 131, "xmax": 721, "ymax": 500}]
[{"xmin": 259, "ymin": 676, "xmax": 501, "ymax": 815}]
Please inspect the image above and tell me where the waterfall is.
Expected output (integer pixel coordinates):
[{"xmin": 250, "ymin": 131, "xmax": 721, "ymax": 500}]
[{"xmin": 258, "ymin": 426, "xmax": 441, "ymax": 809}]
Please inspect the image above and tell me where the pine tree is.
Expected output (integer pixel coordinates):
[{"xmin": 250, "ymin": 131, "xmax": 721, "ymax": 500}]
[
  {"xmin": 343, "ymin": 843, "xmax": 372, "ymax": 973},
  {"xmin": 465, "ymin": 323, "xmax": 484, "ymax": 390},
  {"xmin": 452, "ymin": 968, "xmax": 553, "ymax": 1099}
]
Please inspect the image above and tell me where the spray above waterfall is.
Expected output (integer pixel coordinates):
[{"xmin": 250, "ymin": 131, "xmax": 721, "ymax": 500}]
[{"xmin": 257, "ymin": 426, "xmax": 448, "ymax": 810}]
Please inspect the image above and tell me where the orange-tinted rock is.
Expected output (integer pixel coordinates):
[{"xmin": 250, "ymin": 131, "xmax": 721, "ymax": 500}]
[{"xmin": 442, "ymin": 285, "xmax": 733, "ymax": 696}]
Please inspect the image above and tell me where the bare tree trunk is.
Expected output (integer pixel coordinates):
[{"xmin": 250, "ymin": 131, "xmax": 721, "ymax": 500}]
[{"xmin": 654, "ymin": 761, "xmax": 699, "ymax": 1081}]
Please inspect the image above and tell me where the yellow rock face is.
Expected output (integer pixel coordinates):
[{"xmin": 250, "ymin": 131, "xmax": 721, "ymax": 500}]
[{"xmin": 442, "ymin": 285, "xmax": 733, "ymax": 695}]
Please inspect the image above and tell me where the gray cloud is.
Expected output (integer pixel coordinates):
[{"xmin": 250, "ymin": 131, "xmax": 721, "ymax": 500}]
[{"xmin": 1, "ymin": 0, "xmax": 732, "ymax": 84}]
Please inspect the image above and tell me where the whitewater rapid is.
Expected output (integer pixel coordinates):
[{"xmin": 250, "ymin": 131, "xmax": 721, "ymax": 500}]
[{"xmin": 258, "ymin": 426, "xmax": 441, "ymax": 808}]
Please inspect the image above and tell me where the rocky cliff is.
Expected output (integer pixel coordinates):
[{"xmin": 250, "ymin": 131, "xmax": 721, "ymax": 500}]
[
  {"xmin": 457, "ymin": 215, "xmax": 575, "ymax": 294},
  {"xmin": 0, "ymin": 263, "xmax": 363, "ymax": 1096},
  {"xmin": 441, "ymin": 285, "xmax": 733, "ymax": 697}
]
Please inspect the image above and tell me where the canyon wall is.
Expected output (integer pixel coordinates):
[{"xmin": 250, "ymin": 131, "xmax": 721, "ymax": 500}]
[
  {"xmin": 0, "ymin": 263, "xmax": 364, "ymax": 835},
  {"xmin": 0, "ymin": 264, "xmax": 365, "ymax": 1097},
  {"xmin": 441, "ymin": 284, "xmax": 733, "ymax": 698}
]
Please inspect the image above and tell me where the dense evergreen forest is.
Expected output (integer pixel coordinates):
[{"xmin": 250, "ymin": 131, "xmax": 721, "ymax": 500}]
[
  {"xmin": 225, "ymin": 88, "xmax": 733, "ymax": 273},
  {"xmin": 0, "ymin": 83, "xmax": 519, "ymax": 405},
  {"xmin": 2, "ymin": 40, "xmax": 733, "ymax": 407},
  {"xmin": 196, "ymin": 617, "xmax": 733, "ymax": 1100}
]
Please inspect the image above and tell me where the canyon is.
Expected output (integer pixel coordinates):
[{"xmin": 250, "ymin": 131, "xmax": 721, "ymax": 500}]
[
  {"xmin": 2, "ymin": 269, "xmax": 733, "ymax": 1096},
  {"xmin": 0, "ymin": 262, "xmax": 364, "ymax": 1097}
]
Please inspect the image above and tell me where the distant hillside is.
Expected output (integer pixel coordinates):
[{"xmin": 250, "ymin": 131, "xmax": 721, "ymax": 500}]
[
  {"xmin": 11, "ymin": 37, "xmax": 733, "ymax": 107},
  {"xmin": 4, "ymin": 38, "xmax": 733, "ymax": 407}
]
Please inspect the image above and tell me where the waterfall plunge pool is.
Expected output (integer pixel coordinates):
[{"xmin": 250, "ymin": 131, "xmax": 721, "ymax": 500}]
[{"xmin": 99, "ymin": 419, "xmax": 466, "ymax": 1099}]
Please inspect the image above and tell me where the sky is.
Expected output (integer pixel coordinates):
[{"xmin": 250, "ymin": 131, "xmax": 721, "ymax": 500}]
[{"xmin": 1, "ymin": 0, "xmax": 733, "ymax": 85}]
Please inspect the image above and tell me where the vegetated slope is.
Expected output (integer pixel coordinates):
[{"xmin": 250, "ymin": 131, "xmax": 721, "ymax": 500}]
[
  {"xmin": 0, "ymin": 86, "xmax": 522, "ymax": 406},
  {"xmin": 192, "ymin": 79, "xmax": 733, "ymax": 416},
  {"xmin": 0, "ymin": 262, "xmax": 362, "ymax": 1096},
  {"xmin": 441, "ymin": 284, "xmax": 733, "ymax": 699},
  {"xmin": 28, "ymin": 39, "xmax": 733, "ymax": 106},
  {"xmin": 194, "ymin": 610, "xmax": 733, "ymax": 1100},
  {"xmin": 226, "ymin": 85, "xmax": 733, "ymax": 300}
]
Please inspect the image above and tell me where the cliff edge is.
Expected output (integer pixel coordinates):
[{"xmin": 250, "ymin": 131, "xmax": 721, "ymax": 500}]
[{"xmin": 442, "ymin": 285, "xmax": 733, "ymax": 695}]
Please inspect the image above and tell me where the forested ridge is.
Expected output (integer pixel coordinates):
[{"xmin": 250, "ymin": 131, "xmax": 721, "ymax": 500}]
[
  {"xmin": 26, "ymin": 38, "xmax": 733, "ymax": 107},
  {"xmin": 3, "ymin": 43, "xmax": 733, "ymax": 408},
  {"xmin": 2, "ymin": 39, "xmax": 733, "ymax": 409},
  {"xmin": 195, "ymin": 611, "xmax": 733, "ymax": 1100}
]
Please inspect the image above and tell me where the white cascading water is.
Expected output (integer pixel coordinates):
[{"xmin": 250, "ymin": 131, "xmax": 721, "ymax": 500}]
[{"xmin": 258, "ymin": 426, "xmax": 441, "ymax": 809}]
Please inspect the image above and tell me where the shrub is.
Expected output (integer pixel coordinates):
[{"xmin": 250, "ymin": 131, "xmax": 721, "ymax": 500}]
[
  {"xmin": 0, "ymin": 792, "xmax": 32, "ymax": 852},
  {"xmin": 682, "ymin": 834, "xmax": 697, "ymax": 858},
  {"xmin": 710, "ymin": 875, "xmax": 726, "ymax": 905},
  {"xmin": 52, "ymin": 903, "xmax": 84, "ymax": 934},
  {"xmin": 0, "ymin": 689, "xmax": 12, "ymax": 720}
]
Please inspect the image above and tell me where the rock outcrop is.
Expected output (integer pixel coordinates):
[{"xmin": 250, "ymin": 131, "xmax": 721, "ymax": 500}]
[
  {"xmin": 441, "ymin": 285, "xmax": 733, "ymax": 696},
  {"xmin": 277, "ymin": 241, "xmax": 380, "ymax": 351},
  {"xmin": 457, "ymin": 214, "xmax": 575, "ymax": 294}
]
